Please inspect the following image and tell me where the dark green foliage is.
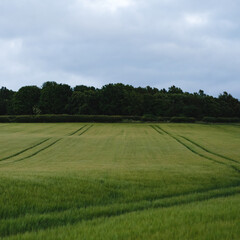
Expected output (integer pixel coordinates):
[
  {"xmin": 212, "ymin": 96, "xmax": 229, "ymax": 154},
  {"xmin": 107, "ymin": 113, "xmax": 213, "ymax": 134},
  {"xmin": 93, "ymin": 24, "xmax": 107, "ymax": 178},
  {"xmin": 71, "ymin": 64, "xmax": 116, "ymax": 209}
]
[
  {"xmin": 0, "ymin": 115, "xmax": 238, "ymax": 123},
  {"xmin": 69, "ymin": 89, "xmax": 99, "ymax": 115},
  {"xmin": 0, "ymin": 82, "xmax": 240, "ymax": 118},
  {"xmin": 141, "ymin": 114, "xmax": 158, "ymax": 122},
  {"xmin": 170, "ymin": 117, "xmax": 196, "ymax": 123},
  {"xmin": 12, "ymin": 86, "xmax": 40, "ymax": 115},
  {"xmin": 0, "ymin": 87, "xmax": 15, "ymax": 115},
  {"xmin": 0, "ymin": 115, "xmax": 142, "ymax": 123},
  {"xmin": 201, "ymin": 117, "xmax": 218, "ymax": 123},
  {"xmin": 98, "ymin": 84, "xmax": 136, "ymax": 115},
  {"xmin": 217, "ymin": 117, "xmax": 240, "ymax": 123},
  {"xmin": 218, "ymin": 92, "xmax": 240, "ymax": 117},
  {"xmin": 168, "ymin": 85, "xmax": 183, "ymax": 94},
  {"xmin": 39, "ymin": 82, "xmax": 72, "ymax": 114},
  {"xmin": 202, "ymin": 117, "xmax": 240, "ymax": 123}
]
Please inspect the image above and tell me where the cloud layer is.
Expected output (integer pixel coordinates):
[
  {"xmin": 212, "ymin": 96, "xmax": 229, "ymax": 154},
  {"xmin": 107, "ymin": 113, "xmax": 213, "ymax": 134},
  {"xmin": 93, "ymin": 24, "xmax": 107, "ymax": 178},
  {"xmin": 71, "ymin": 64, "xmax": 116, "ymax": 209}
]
[{"xmin": 0, "ymin": 0, "xmax": 240, "ymax": 97}]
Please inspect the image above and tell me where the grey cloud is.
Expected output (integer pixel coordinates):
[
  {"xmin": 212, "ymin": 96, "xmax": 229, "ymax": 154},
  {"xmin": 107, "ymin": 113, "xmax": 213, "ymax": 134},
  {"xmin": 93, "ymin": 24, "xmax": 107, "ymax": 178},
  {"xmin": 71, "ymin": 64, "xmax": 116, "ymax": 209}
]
[{"xmin": 0, "ymin": 0, "xmax": 239, "ymax": 98}]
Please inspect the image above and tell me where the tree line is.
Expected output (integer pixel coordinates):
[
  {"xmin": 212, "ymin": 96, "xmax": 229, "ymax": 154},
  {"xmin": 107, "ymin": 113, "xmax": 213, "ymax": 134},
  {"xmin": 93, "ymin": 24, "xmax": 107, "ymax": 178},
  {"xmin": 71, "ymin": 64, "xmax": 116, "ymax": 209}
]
[{"xmin": 0, "ymin": 82, "xmax": 239, "ymax": 118}]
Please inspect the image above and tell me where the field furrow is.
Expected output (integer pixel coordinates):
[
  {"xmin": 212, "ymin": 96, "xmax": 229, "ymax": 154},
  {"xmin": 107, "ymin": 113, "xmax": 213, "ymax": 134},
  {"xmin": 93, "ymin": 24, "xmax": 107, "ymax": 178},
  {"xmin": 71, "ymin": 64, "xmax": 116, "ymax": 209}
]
[
  {"xmin": 0, "ymin": 138, "xmax": 50, "ymax": 162},
  {"xmin": 79, "ymin": 125, "xmax": 93, "ymax": 136},
  {"xmin": 180, "ymin": 135, "xmax": 240, "ymax": 165},
  {"xmin": 69, "ymin": 125, "xmax": 87, "ymax": 136},
  {"xmin": 154, "ymin": 125, "xmax": 240, "ymax": 173},
  {"xmin": 150, "ymin": 125, "xmax": 163, "ymax": 135},
  {"xmin": 14, "ymin": 139, "xmax": 62, "ymax": 162},
  {"xmin": 0, "ymin": 139, "xmax": 62, "ymax": 166}
]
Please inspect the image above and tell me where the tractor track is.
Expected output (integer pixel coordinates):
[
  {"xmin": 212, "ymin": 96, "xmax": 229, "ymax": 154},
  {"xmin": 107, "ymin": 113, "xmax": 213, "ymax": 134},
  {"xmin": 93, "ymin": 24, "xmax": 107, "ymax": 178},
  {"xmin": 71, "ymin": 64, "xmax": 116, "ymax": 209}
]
[
  {"xmin": 69, "ymin": 125, "xmax": 87, "ymax": 136},
  {"xmin": 0, "ymin": 138, "xmax": 50, "ymax": 162},
  {"xmin": 0, "ymin": 139, "xmax": 62, "ymax": 166},
  {"xmin": 151, "ymin": 125, "xmax": 240, "ymax": 174},
  {"xmin": 180, "ymin": 135, "xmax": 240, "ymax": 165},
  {"xmin": 79, "ymin": 125, "xmax": 93, "ymax": 136}
]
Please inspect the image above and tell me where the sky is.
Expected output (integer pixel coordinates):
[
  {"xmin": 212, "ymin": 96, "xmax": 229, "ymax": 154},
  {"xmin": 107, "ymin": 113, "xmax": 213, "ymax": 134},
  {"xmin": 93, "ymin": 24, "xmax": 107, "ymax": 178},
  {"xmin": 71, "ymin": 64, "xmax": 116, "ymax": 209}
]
[{"xmin": 0, "ymin": 0, "xmax": 240, "ymax": 97}]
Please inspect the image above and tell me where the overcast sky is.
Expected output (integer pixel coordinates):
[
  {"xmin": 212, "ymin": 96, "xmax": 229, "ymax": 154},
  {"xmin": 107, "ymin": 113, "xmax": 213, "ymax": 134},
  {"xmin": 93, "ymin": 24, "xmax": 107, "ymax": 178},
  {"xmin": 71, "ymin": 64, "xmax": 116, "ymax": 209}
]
[{"xmin": 0, "ymin": 0, "xmax": 240, "ymax": 97}]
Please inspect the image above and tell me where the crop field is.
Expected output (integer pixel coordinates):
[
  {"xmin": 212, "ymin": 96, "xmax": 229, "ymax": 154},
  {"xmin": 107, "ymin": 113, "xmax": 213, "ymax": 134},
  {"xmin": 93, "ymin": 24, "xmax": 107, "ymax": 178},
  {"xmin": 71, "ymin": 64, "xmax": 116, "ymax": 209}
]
[{"xmin": 0, "ymin": 123, "xmax": 240, "ymax": 240}]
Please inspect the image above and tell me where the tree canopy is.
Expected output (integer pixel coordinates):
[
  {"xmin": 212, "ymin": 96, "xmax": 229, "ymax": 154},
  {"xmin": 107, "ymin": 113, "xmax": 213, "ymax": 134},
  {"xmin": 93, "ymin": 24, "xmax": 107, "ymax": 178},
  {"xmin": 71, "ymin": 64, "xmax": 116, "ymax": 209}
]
[{"xmin": 0, "ymin": 82, "xmax": 239, "ymax": 118}]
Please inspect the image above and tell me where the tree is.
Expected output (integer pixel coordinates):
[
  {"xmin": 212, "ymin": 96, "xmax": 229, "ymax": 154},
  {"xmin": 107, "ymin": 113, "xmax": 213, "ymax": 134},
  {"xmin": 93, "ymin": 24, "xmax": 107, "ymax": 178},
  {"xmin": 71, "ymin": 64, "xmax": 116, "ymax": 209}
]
[
  {"xmin": 12, "ymin": 86, "xmax": 40, "ymax": 115},
  {"xmin": 74, "ymin": 85, "xmax": 96, "ymax": 92},
  {"xmin": 39, "ymin": 82, "xmax": 72, "ymax": 114},
  {"xmin": 218, "ymin": 92, "xmax": 239, "ymax": 117},
  {"xmin": 99, "ymin": 84, "xmax": 133, "ymax": 115},
  {"xmin": 198, "ymin": 90, "xmax": 206, "ymax": 97},
  {"xmin": 0, "ymin": 87, "xmax": 14, "ymax": 115},
  {"xmin": 168, "ymin": 85, "xmax": 183, "ymax": 94},
  {"xmin": 0, "ymin": 82, "xmax": 239, "ymax": 118},
  {"xmin": 69, "ymin": 89, "xmax": 99, "ymax": 114}
]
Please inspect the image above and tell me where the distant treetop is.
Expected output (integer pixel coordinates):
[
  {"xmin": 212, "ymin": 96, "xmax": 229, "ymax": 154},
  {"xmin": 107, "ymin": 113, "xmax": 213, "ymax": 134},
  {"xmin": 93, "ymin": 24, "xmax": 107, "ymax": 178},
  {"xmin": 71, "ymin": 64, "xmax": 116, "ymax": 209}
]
[{"xmin": 0, "ymin": 82, "xmax": 239, "ymax": 118}]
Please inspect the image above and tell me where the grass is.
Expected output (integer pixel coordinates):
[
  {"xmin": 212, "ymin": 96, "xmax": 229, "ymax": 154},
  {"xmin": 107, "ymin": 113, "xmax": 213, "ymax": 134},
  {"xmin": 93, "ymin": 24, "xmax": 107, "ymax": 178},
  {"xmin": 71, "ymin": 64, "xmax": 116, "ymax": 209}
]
[{"xmin": 0, "ymin": 123, "xmax": 239, "ymax": 239}]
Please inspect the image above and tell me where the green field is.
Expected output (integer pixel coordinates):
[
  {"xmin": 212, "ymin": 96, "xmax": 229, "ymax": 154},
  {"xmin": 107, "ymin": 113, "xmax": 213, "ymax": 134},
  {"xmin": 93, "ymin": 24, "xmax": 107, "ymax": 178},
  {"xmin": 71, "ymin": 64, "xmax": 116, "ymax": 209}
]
[{"xmin": 0, "ymin": 123, "xmax": 240, "ymax": 240}]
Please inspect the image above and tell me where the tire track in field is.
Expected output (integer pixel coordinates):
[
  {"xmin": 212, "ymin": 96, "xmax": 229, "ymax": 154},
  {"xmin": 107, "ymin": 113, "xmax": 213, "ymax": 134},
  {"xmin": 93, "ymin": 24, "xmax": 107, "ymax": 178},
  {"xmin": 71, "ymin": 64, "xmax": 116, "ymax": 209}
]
[
  {"xmin": 10, "ymin": 139, "xmax": 62, "ymax": 164},
  {"xmin": 150, "ymin": 125, "xmax": 163, "ymax": 135},
  {"xmin": 2, "ymin": 184, "xmax": 240, "ymax": 238},
  {"xmin": 0, "ymin": 138, "xmax": 50, "ymax": 162},
  {"xmin": 69, "ymin": 125, "xmax": 87, "ymax": 136},
  {"xmin": 1, "ymin": 124, "xmax": 92, "ymax": 164},
  {"xmin": 152, "ymin": 125, "xmax": 240, "ymax": 173},
  {"xmin": 79, "ymin": 125, "xmax": 93, "ymax": 136},
  {"xmin": 152, "ymin": 125, "xmax": 226, "ymax": 165},
  {"xmin": 0, "ymin": 139, "xmax": 62, "ymax": 166},
  {"xmin": 0, "ymin": 124, "xmax": 91, "ymax": 165},
  {"xmin": 155, "ymin": 125, "xmax": 240, "ymax": 173},
  {"xmin": 180, "ymin": 135, "xmax": 240, "ymax": 165}
]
